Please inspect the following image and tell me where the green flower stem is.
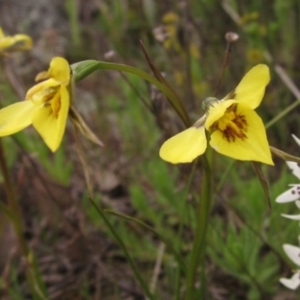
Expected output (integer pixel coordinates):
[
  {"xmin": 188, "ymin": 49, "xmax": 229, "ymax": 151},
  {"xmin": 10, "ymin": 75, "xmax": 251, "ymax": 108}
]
[
  {"xmin": 105, "ymin": 209, "xmax": 186, "ymax": 273},
  {"xmin": 270, "ymin": 146, "xmax": 300, "ymax": 164},
  {"xmin": 175, "ymin": 161, "xmax": 198, "ymax": 300},
  {"xmin": 0, "ymin": 60, "xmax": 48, "ymax": 299},
  {"xmin": 71, "ymin": 60, "xmax": 190, "ymax": 127},
  {"xmin": 0, "ymin": 140, "xmax": 47, "ymax": 300},
  {"xmin": 0, "ymin": 141, "xmax": 28, "ymax": 253},
  {"xmin": 185, "ymin": 155, "xmax": 212, "ymax": 300},
  {"xmin": 72, "ymin": 121, "xmax": 153, "ymax": 298},
  {"xmin": 88, "ymin": 197, "xmax": 154, "ymax": 300},
  {"xmin": 265, "ymin": 98, "xmax": 300, "ymax": 129}
]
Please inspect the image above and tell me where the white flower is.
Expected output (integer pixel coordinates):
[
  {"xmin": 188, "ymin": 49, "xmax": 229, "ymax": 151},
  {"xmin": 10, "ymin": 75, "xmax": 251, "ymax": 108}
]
[
  {"xmin": 283, "ymin": 244, "xmax": 300, "ymax": 265},
  {"xmin": 276, "ymin": 135, "xmax": 300, "ymax": 204},
  {"xmin": 280, "ymin": 271, "xmax": 300, "ymax": 290},
  {"xmin": 280, "ymin": 200, "xmax": 300, "ymax": 224},
  {"xmin": 277, "ymin": 135, "xmax": 300, "ymax": 290},
  {"xmin": 280, "ymin": 244, "xmax": 300, "ymax": 290},
  {"xmin": 292, "ymin": 134, "xmax": 300, "ymax": 148}
]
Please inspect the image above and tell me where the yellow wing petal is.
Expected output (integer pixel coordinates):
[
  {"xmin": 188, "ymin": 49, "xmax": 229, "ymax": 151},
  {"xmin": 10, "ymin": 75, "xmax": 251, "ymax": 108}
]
[
  {"xmin": 35, "ymin": 57, "xmax": 70, "ymax": 84},
  {"xmin": 224, "ymin": 64, "xmax": 270, "ymax": 109},
  {"xmin": 32, "ymin": 86, "xmax": 69, "ymax": 152},
  {"xmin": 159, "ymin": 126, "xmax": 207, "ymax": 164},
  {"xmin": 209, "ymin": 103, "xmax": 273, "ymax": 165},
  {"xmin": 48, "ymin": 57, "xmax": 71, "ymax": 84},
  {"xmin": 0, "ymin": 101, "xmax": 37, "ymax": 136}
]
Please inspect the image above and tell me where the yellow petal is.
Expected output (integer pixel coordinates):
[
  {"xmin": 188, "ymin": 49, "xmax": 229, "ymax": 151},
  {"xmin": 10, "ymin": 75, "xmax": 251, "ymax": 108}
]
[
  {"xmin": 0, "ymin": 34, "xmax": 32, "ymax": 52},
  {"xmin": 9, "ymin": 34, "xmax": 32, "ymax": 51},
  {"xmin": 0, "ymin": 101, "xmax": 38, "ymax": 136},
  {"xmin": 224, "ymin": 64, "xmax": 270, "ymax": 109},
  {"xmin": 0, "ymin": 38, "xmax": 14, "ymax": 50},
  {"xmin": 49, "ymin": 57, "xmax": 71, "ymax": 84},
  {"xmin": 159, "ymin": 126, "xmax": 207, "ymax": 163},
  {"xmin": 209, "ymin": 103, "xmax": 273, "ymax": 165},
  {"xmin": 32, "ymin": 86, "xmax": 69, "ymax": 152}
]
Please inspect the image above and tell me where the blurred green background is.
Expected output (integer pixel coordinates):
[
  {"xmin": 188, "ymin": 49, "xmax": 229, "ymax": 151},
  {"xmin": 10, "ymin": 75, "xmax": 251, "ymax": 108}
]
[{"xmin": 0, "ymin": 0, "xmax": 300, "ymax": 299}]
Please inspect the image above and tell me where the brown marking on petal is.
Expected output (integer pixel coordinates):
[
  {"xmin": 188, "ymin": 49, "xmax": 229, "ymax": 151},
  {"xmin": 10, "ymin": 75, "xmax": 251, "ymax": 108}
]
[
  {"xmin": 225, "ymin": 103, "xmax": 238, "ymax": 113},
  {"xmin": 43, "ymin": 90, "xmax": 61, "ymax": 118},
  {"xmin": 42, "ymin": 86, "xmax": 59, "ymax": 103},
  {"xmin": 222, "ymin": 125, "xmax": 247, "ymax": 142},
  {"xmin": 209, "ymin": 122, "xmax": 219, "ymax": 132},
  {"xmin": 51, "ymin": 95, "xmax": 61, "ymax": 119},
  {"xmin": 212, "ymin": 103, "xmax": 248, "ymax": 143}
]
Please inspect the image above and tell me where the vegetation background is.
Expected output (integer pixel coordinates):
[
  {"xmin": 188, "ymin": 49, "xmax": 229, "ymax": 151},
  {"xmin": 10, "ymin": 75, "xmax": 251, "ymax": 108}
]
[{"xmin": 0, "ymin": 0, "xmax": 300, "ymax": 299}]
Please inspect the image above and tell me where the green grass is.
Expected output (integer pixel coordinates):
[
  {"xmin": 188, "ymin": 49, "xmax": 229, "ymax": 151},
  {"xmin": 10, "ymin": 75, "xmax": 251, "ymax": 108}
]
[{"xmin": 1, "ymin": 0, "xmax": 300, "ymax": 299}]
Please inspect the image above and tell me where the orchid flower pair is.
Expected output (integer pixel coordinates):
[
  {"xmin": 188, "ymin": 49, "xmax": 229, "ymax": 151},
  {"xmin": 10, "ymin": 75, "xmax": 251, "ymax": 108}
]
[{"xmin": 1, "ymin": 27, "xmax": 273, "ymax": 163}]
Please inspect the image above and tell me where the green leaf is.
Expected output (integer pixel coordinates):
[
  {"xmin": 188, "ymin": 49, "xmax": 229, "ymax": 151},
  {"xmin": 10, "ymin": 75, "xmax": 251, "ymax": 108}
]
[{"xmin": 71, "ymin": 60, "xmax": 190, "ymax": 127}]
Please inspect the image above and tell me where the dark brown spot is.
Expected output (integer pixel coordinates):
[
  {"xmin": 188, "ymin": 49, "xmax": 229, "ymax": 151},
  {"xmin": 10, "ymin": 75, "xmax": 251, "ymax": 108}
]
[
  {"xmin": 226, "ymin": 103, "xmax": 238, "ymax": 113},
  {"xmin": 222, "ymin": 113, "xmax": 248, "ymax": 142},
  {"xmin": 43, "ymin": 86, "xmax": 59, "ymax": 103},
  {"xmin": 223, "ymin": 127, "xmax": 247, "ymax": 142}
]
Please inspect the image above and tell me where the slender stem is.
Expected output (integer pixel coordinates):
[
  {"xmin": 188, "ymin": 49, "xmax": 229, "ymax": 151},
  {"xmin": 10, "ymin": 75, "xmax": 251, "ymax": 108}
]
[
  {"xmin": 0, "ymin": 59, "xmax": 47, "ymax": 299},
  {"xmin": 185, "ymin": 155, "xmax": 212, "ymax": 300},
  {"xmin": 265, "ymin": 98, "xmax": 300, "ymax": 129},
  {"xmin": 105, "ymin": 209, "xmax": 186, "ymax": 273},
  {"xmin": 175, "ymin": 161, "xmax": 198, "ymax": 300},
  {"xmin": 72, "ymin": 124, "xmax": 154, "ymax": 299},
  {"xmin": 215, "ymin": 43, "xmax": 230, "ymax": 97},
  {"xmin": 119, "ymin": 71, "xmax": 153, "ymax": 113},
  {"xmin": 72, "ymin": 60, "xmax": 191, "ymax": 127},
  {"xmin": 89, "ymin": 198, "xmax": 154, "ymax": 299},
  {"xmin": 180, "ymin": 0, "xmax": 195, "ymax": 109},
  {"xmin": 139, "ymin": 41, "xmax": 190, "ymax": 126},
  {"xmin": 0, "ymin": 140, "xmax": 28, "ymax": 254},
  {"xmin": 0, "ymin": 140, "xmax": 47, "ymax": 299},
  {"xmin": 270, "ymin": 146, "xmax": 300, "ymax": 164}
]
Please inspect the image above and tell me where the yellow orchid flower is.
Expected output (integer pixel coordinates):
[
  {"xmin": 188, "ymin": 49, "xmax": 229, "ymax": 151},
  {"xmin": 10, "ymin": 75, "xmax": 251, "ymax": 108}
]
[
  {"xmin": 0, "ymin": 57, "xmax": 71, "ymax": 152},
  {"xmin": 0, "ymin": 27, "xmax": 32, "ymax": 53},
  {"xmin": 159, "ymin": 64, "xmax": 274, "ymax": 165}
]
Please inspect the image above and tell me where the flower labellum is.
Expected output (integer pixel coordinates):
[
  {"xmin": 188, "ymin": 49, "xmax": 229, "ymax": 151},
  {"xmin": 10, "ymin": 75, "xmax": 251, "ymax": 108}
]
[
  {"xmin": 0, "ymin": 57, "xmax": 71, "ymax": 152},
  {"xmin": 159, "ymin": 64, "xmax": 274, "ymax": 165}
]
